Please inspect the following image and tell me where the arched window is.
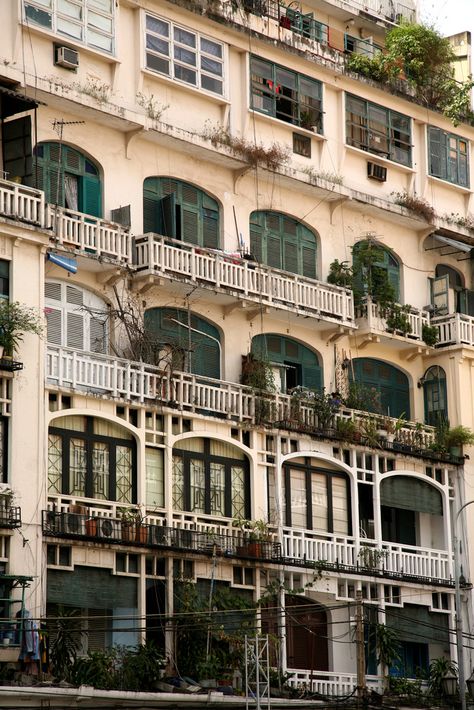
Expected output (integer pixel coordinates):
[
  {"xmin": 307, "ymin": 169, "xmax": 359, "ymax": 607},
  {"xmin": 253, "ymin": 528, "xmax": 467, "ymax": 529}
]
[
  {"xmin": 433, "ymin": 264, "xmax": 471, "ymax": 315},
  {"xmin": 353, "ymin": 241, "xmax": 400, "ymax": 301},
  {"xmin": 351, "ymin": 358, "xmax": 410, "ymax": 419},
  {"xmin": 380, "ymin": 475, "xmax": 443, "ymax": 547},
  {"xmin": 283, "ymin": 457, "xmax": 351, "ymax": 534},
  {"xmin": 45, "ymin": 280, "xmax": 108, "ymax": 353},
  {"xmin": 251, "ymin": 334, "xmax": 322, "ymax": 392},
  {"xmin": 34, "ymin": 142, "xmax": 101, "ymax": 217},
  {"xmin": 172, "ymin": 438, "xmax": 249, "ymax": 518},
  {"xmin": 144, "ymin": 307, "xmax": 221, "ymax": 379},
  {"xmin": 249, "ymin": 211, "xmax": 317, "ymax": 278},
  {"xmin": 48, "ymin": 416, "xmax": 136, "ymax": 503},
  {"xmin": 423, "ymin": 366, "xmax": 448, "ymax": 426},
  {"xmin": 143, "ymin": 177, "xmax": 219, "ymax": 248}
]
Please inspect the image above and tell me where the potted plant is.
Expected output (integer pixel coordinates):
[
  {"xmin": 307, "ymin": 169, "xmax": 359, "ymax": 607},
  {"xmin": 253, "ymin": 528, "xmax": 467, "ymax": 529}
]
[
  {"xmin": 233, "ymin": 517, "xmax": 272, "ymax": 558},
  {"xmin": 0, "ymin": 301, "xmax": 43, "ymax": 358},
  {"xmin": 444, "ymin": 426, "xmax": 474, "ymax": 458},
  {"xmin": 118, "ymin": 505, "xmax": 149, "ymax": 543},
  {"xmin": 335, "ymin": 416, "xmax": 358, "ymax": 442},
  {"xmin": 422, "ymin": 323, "xmax": 439, "ymax": 347}
]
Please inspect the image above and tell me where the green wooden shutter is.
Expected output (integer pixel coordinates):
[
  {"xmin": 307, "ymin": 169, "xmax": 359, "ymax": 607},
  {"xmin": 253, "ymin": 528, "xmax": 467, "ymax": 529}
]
[
  {"xmin": 352, "ymin": 358, "xmax": 410, "ymax": 419},
  {"xmin": 428, "ymin": 127, "xmax": 447, "ymax": 179},
  {"xmin": 143, "ymin": 192, "xmax": 160, "ymax": 233},
  {"xmin": 301, "ymin": 241, "xmax": 317, "ymax": 279},
  {"xmin": 267, "ymin": 233, "xmax": 282, "ymax": 269},
  {"xmin": 2, "ymin": 115, "xmax": 33, "ymax": 183},
  {"xmin": 159, "ymin": 193, "xmax": 177, "ymax": 238},
  {"xmin": 284, "ymin": 239, "xmax": 298, "ymax": 274},
  {"xmin": 202, "ymin": 208, "xmax": 218, "ymax": 248},
  {"xmin": 82, "ymin": 174, "xmax": 101, "ymax": 217},
  {"xmin": 250, "ymin": 218, "xmax": 263, "ymax": 263}
]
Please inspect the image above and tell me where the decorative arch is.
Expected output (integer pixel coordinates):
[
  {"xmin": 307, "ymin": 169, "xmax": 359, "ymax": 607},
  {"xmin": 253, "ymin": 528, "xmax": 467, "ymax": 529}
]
[
  {"xmin": 251, "ymin": 333, "xmax": 322, "ymax": 392},
  {"xmin": 34, "ymin": 142, "xmax": 102, "ymax": 217},
  {"xmin": 423, "ymin": 365, "xmax": 448, "ymax": 426},
  {"xmin": 350, "ymin": 358, "xmax": 410, "ymax": 418},
  {"xmin": 380, "ymin": 474, "xmax": 444, "ymax": 547},
  {"xmin": 44, "ymin": 280, "xmax": 108, "ymax": 353},
  {"xmin": 249, "ymin": 210, "xmax": 318, "ymax": 278},
  {"xmin": 143, "ymin": 177, "xmax": 220, "ymax": 248},
  {"xmin": 144, "ymin": 307, "xmax": 221, "ymax": 379},
  {"xmin": 352, "ymin": 240, "xmax": 400, "ymax": 301},
  {"xmin": 48, "ymin": 414, "xmax": 137, "ymax": 503},
  {"xmin": 172, "ymin": 437, "xmax": 250, "ymax": 519}
]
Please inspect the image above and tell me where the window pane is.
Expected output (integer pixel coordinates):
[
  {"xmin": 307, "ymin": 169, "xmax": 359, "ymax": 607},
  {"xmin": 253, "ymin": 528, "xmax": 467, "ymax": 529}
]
[
  {"xmin": 146, "ymin": 54, "xmax": 169, "ymax": 75},
  {"xmin": 70, "ymin": 438, "xmax": 86, "ymax": 496},
  {"xmin": 146, "ymin": 448, "xmax": 164, "ymax": 507},
  {"xmin": 210, "ymin": 462, "xmax": 225, "ymax": 516},
  {"xmin": 332, "ymin": 477, "xmax": 348, "ymax": 534},
  {"xmin": 201, "ymin": 56, "xmax": 222, "ymax": 76},
  {"xmin": 174, "ymin": 46, "xmax": 196, "ymax": 66},
  {"xmin": 146, "ymin": 15, "xmax": 169, "ymax": 35},
  {"xmin": 231, "ymin": 466, "xmax": 245, "ymax": 518},
  {"xmin": 88, "ymin": 11, "xmax": 112, "ymax": 32},
  {"xmin": 201, "ymin": 75, "xmax": 223, "ymax": 94},
  {"xmin": 172, "ymin": 456, "xmax": 184, "ymax": 510},
  {"xmin": 87, "ymin": 29, "xmax": 112, "ymax": 51},
  {"xmin": 92, "ymin": 441, "xmax": 109, "ymax": 500},
  {"xmin": 201, "ymin": 37, "xmax": 222, "ymax": 57},
  {"xmin": 116, "ymin": 445, "xmax": 132, "ymax": 503},
  {"xmin": 312, "ymin": 473, "xmax": 328, "ymax": 532},
  {"xmin": 190, "ymin": 458, "xmax": 205, "ymax": 512},
  {"xmin": 25, "ymin": 4, "xmax": 52, "ymax": 27},
  {"xmin": 89, "ymin": 0, "xmax": 113, "ymax": 12},
  {"xmin": 290, "ymin": 468, "xmax": 306, "ymax": 528},
  {"xmin": 174, "ymin": 65, "xmax": 196, "ymax": 85},
  {"xmin": 48, "ymin": 434, "xmax": 62, "ymax": 494},
  {"xmin": 58, "ymin": 0, "xmax": 82, "ymax": 20},
  {"xmin": 146, "ymin": 35, "xmax": 169, "ymax": 55},
  {"xmin": 57, "ymin": 17, "xmax": 83, "ymax": 39},
  {"xmin": 174, "ymin": 27, "xmax": 196, "ymax": 47}
]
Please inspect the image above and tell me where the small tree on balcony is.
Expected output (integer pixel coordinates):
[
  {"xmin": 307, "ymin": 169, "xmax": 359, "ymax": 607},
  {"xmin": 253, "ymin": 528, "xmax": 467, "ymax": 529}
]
[{"xmin": 0, "ymin": 301, "xmax": 43, "ymax": 356}]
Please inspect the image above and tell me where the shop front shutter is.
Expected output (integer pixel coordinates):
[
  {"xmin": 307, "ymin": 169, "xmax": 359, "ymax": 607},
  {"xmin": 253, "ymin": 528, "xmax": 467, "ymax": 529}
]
[{"xmin": 380, "ymin": 476, "xmax": 442, "ymax": 515}]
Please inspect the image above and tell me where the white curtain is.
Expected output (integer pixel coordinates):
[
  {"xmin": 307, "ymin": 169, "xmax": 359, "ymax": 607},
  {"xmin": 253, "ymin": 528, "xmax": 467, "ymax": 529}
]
[{"xmin": 64, "ymin": 174, "xmax": 79, "ymax": 211}]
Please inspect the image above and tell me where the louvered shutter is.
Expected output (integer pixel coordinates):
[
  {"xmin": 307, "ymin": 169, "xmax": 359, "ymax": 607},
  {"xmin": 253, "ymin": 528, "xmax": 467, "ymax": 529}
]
[
  {"xmin": 182, "ymin": 206, "xmax": 199, "ymax": 244},
  {"xmin": 302, "ymin": 363, "xmax": 322, "ymax": 390},
  {"xmin": 250, "ymin": 221, "xmax": 263, "ymax": 263},
  {"xmin": 90, "ymin": 317, "xmax": 106, "ymax": 353},
  {"xmin": 302, "ymin": 243, "xmax": 317, "ymax": 279},
  {"xmin": 193, "ymin": 338, "xmax": 220, "ymax": 379},
  {"xmin": 143, "ymin": 192, "xmax": 160, "ymax": 233},
  {"xmin": 428, "ymin": 127, "xmax": 447, "ymax": 180},
  {"xmin": 159, "ymin": 193, "xmax": 177, "ymax": 238},
  {"xmin": 46, "ymin": 308, "xmax": 62, "ymax": 345},
  {"xmin": 202, "ymin": 208, "xmax": 218, "ymax": 248},
  {"xmin": 67, "ymin": 312, "xmax": 84, "ymax": 349},
  {"xmin": 45, "ymin": 281, "xmax": 62, "ymax": 302},
  {"xmin": 2, "ymin": 116, "xmax": 33, "ymax": 183},
  {"xmin": 283, "ymin": 239, "xmax": 298, "ymax": 274},
  {"xmin": 82, "ymin": 174, "xmax": 101, "ymax": 217},
  {"xmin": 267, "ymin": 233, "xmax": 282, "ymax": 269}
]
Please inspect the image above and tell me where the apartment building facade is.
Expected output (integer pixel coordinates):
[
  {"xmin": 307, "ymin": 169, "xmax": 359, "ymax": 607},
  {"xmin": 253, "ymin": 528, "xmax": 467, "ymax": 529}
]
[{"xmin": 0, "ymin": 0, "xmax": 473, "ymax": 698}]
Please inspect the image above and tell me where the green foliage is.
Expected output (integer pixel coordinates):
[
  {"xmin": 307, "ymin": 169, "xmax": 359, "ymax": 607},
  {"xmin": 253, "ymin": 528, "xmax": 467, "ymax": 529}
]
[
  {"xmin": 385, "ymin": 303, "xmax": 412, "ymax": 335},
  {"xmin": 422, "ymin": 323, "xmax": 439, "ymax": 347},
  {"xmin": 375, "ymin": 623, "xmax": 401, "ymax": 670},
  {"xmin": 0, "ymin": 301, "xmax": 43, "ymax": 355},
  {"xmin": 312, "ymin": 390, "xmax": 338, "ymax": 429},
  {"xmin": 72, "ymin": 642, "xmax": 166, "ymax": 691},
  {"xmin": 336, "ymin": 417, "xmax": 357, "ymax": 441},
  {"xmin": 428, "ymin": 657, "xmax": 458, "ymax": 697},
  {"xmin": 121, "ymin": 641, "xmax": 166, "ymax": 691},
  {"xmin": 73, "ymin": 648, "xmax": 116, "ymax": 689},
  {"xmin": 388, "ymin": 675, "xmax": 423, "ymax": 699},
  {"xmin": 444, "ymin": 425, "xmax": 474, "ymax": 448},
  {"xmin": 48, "ymin": 607, "xmax": 83, "ymax": 682},
  {"xmin": 327, "ymin": 259, "xmax": 353, "ymax": 288},
  {"xmin": 346, "ymin": 22, "xmax": 474, "ymax": 125},
  {"xmin": 352, "ymin": 240, "xmax": 396, "ymax": 309},
  {"xmin": 345, "ymin": 382, "xmax": 382, "ymax": 414}
]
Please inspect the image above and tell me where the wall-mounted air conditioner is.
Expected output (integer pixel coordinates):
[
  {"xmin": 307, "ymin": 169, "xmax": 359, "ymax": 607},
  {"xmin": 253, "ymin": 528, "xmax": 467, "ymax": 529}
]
[
  {"xmin": 55, "ymin": 46, "xmax": 79, "ymax": 70},
  {"xmin": 367, "ymin": 161, "xmax": 387, "ymax": 182}
]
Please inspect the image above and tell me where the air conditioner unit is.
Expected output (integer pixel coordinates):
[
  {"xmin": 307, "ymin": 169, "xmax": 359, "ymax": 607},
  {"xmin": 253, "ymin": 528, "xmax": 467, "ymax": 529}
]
[
  {"xmin": 64, "ymin": 513, "xmax": 84, "ymax": 535},
  {"xmin": 97, "ymin": 518, "xmax": 115, "ymax": 539},
  {"xmin": 367, "ymin": 161, "xmax": 387, "ymax": 182},
  {"xmin": 55, "ymin": 46, "xmax": 79, "ymax": 70}
]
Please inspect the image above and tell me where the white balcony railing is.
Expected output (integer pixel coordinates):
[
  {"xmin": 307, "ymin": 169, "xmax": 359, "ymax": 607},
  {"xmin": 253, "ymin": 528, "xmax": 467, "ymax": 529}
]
[
  {"xmin": 359, "ymin": 298, "xmax": 429, "ymax": 342},
  {"xmin": 46, "ymin": 346, "xmax": 436, "ymax": 449},
  {"xmin": 342, "ymin": 0, "xmax": 415, "ymax": 22},
  {"xmin": 0, "ymin": 177, "xmax": 45, "ymax": 225},
  {"xmin": 287, "ymin": 670, "xmax": 383, "ymax": 696},
  {"xmin": 432, "ymin": 313, "xmax": 474, "ymax": 348},
  {"xmin": 135, "ymin": 234, "xmax": 355, "ymax": 325},
  {"xmin": 46, "ymin": 205, "xmax": 132, "ymax": 263},
  {"xmin": 283, "ymin": 528, "xmax": 452, "ymax": 582}
]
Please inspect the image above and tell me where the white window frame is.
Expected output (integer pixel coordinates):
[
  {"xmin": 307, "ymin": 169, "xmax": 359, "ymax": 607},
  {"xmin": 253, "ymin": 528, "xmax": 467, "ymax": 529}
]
[
  {"xmin": 143, "ymin": 12, "xmax": 225, "ymax": 98},
  {"xmin": 22, "ymin": 0, "xmax": 115, "ymax": 55}
]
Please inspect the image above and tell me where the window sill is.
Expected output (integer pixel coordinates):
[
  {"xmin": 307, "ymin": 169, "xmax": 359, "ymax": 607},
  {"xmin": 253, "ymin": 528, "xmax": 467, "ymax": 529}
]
[
  {"xmin": 344, "ymin": 143, "xmax": 415, "ymax": 174},
  {"xmin": 20, "ymin": 21, "xmax": 119, "ymax": 64},
  {"xmin": 141, "ymin": 68, "xmax": 230, "ymax": 106},
  {"xmin": 249, "ymin": 109, "xmax": 326, "ymax": 141},
  {"xmin": 427, "ymin": 174, "xmax": 471, "ymax": 194}
]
